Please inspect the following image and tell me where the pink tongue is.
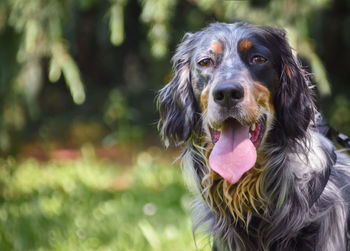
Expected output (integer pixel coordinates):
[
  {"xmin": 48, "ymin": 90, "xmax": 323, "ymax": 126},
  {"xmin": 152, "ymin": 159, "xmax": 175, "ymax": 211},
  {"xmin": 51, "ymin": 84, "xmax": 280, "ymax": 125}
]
[{"xmin": 209, "ymin": 120, "xmax": 257, "ymax": 184}]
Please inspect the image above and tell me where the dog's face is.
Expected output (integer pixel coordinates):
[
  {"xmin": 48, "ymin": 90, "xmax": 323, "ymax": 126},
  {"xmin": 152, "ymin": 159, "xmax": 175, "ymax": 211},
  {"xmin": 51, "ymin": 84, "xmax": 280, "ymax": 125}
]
[
  {"xmin": 158, "ymin": 23, "xmax": 314, "ymax": 184},
  {"xmin": 191, "ymin": 26, "xmax": 281, "ymax": 151}
]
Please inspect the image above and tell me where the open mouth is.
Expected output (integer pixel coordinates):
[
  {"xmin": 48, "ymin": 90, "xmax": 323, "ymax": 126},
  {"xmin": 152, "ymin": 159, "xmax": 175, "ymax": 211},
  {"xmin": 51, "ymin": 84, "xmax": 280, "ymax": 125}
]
[
  {"xmin": 211, "ymin": 117, "xmax": 266, "ymax": 148},
  {"xmin": 208, "ymin": 116, "xmax": 266, "ymax": 184}
]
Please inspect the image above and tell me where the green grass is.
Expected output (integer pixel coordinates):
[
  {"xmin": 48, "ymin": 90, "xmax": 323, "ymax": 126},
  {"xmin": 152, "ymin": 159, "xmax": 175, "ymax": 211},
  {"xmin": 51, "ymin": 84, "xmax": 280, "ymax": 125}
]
[{"xmin": 0, "ymin": 147, "xmax": 211, "ymax": 251}]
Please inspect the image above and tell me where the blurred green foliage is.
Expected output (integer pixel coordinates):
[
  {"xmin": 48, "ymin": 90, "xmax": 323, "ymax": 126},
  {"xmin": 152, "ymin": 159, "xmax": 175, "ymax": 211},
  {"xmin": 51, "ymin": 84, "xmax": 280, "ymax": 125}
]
[
  {"xmin": 0, "ymin": 0, "xmax": 350, "ymax": 152},
  {"xmin": 0, "ymin": 149, "xmax": 210, "ymax": 250}
]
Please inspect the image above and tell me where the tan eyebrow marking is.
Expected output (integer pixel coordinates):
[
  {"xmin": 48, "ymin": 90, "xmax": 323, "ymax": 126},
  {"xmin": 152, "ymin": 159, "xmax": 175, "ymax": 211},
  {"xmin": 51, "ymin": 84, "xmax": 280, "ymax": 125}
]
[
  {"xmin": 210, "ymin": 41, "xmax": 223, "ymax": 54},
  {"xmin": 239, "ymin": 39, "xmax": 254, "ymax": 51}
]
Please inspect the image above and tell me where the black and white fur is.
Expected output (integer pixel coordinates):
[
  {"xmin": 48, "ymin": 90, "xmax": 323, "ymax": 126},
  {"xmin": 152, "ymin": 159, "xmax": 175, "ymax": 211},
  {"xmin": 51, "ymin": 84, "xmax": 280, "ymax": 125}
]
[{"xmin": 158, "ymin": 22, "xmax": 350, "ymax": 251}]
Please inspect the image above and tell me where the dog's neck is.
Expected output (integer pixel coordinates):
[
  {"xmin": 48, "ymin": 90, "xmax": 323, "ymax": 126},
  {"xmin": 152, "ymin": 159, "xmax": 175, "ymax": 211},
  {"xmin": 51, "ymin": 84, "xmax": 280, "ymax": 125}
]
[{"xmin": 187, "ymin": 129, "xmax": 336, "ymax": 249}]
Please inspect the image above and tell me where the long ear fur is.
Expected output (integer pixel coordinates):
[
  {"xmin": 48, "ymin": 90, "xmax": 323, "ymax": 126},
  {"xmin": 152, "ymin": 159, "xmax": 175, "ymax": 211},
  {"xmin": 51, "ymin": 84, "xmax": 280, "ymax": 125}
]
[
  {"xmin": 263, "ymin": 27, "xmax": 315, "ymax": 146},
  {"xmin": 157, "ymin": 33, "xmax": 200, "ymax": 147}
]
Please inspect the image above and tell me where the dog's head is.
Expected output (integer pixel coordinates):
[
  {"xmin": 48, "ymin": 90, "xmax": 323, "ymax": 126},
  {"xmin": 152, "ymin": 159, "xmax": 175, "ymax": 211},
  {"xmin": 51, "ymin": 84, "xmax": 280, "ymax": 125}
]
[{"xmin": 158, "ymin": 22, "xmax": 314, "ymax": 184}]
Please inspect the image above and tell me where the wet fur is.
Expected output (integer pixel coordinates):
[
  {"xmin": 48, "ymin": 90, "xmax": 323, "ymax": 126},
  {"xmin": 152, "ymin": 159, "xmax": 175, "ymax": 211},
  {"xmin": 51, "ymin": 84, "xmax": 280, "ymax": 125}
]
[{"xmin": 158, "ymin": 22, "xmax": 350, "ymax": 251}]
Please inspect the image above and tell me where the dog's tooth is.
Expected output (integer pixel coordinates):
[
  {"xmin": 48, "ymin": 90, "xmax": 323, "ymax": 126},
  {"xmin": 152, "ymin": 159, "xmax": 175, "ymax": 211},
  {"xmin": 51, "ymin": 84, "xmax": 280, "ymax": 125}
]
[
  {"xmin": 249, "ymin": 133, "xmax": 252, "ymax": 139},
  {"xmin": 251, "ymin": 123, "xmax": 256, "ymax": 131}
]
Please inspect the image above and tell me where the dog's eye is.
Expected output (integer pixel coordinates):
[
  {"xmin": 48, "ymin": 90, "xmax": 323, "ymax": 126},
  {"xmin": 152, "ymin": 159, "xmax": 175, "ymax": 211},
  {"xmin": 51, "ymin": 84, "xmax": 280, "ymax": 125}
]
[
  {"xmin": 251, "ymin": 55, "xmax": 267, "ymax": 65},
  {"xmin": 198, "ymin": 58, "xmax": 213, "ymax": 67}
]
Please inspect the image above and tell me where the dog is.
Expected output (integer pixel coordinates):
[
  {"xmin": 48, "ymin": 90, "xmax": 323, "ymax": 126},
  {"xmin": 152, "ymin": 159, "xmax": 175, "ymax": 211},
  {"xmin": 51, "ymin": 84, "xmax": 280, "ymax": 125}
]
[{"xmin": 157, "ymin": 22, "xmax": 350, "ymax": 251}]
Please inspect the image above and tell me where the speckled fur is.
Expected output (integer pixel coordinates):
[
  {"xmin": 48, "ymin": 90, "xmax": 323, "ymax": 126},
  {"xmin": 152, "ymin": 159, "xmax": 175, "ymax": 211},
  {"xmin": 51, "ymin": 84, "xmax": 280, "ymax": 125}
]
[{"xmin": 158, "ymin": 22, "xmax": 350, "ymax": 251}]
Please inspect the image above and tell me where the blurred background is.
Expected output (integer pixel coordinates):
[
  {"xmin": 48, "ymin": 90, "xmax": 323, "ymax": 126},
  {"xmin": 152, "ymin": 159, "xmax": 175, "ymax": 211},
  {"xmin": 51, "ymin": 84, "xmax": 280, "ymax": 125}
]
[{"xmin": 0, "ymin": 0, "xmax": 349, "ymax": 250}]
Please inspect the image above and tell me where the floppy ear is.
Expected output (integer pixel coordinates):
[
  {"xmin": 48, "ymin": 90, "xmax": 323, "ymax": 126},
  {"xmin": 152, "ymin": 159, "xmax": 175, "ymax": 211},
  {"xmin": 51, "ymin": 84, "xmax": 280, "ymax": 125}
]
[
  {"xmin": 264, "ymin": 27, "xmax": 315, "ymax": 145},
  {"xmin": 157, "ymin": 33, "xmax": 200, "ymax": 147}
]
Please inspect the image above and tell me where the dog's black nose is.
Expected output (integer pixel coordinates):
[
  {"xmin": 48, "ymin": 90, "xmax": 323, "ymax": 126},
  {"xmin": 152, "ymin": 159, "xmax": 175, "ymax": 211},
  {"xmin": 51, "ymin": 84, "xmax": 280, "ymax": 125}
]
[{"xmin": 213, "ymin": 82, "xmax": 244, "ymax": 108}]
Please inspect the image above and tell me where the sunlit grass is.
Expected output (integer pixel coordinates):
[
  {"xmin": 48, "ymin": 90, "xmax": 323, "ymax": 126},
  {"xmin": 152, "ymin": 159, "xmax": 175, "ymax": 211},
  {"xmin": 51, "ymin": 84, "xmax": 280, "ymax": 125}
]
[{"xmin": 0, "ymin": 148, "xmax": 211, "ymax": 251}]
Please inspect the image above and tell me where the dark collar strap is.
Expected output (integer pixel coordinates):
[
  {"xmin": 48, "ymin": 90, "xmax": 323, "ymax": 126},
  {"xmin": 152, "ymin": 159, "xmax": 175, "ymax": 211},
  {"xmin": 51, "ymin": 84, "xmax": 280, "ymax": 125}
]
[
  {"xmin": 309, "ymin": 119, "xmax": 343, "ymax": 207},
  {"xmin": 309, "ymin": 162, "xmax": 332, "ymax": 207},
  {"xmin": 316, "ymin": 119, "xmax": 350, "ymax": 148}
]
